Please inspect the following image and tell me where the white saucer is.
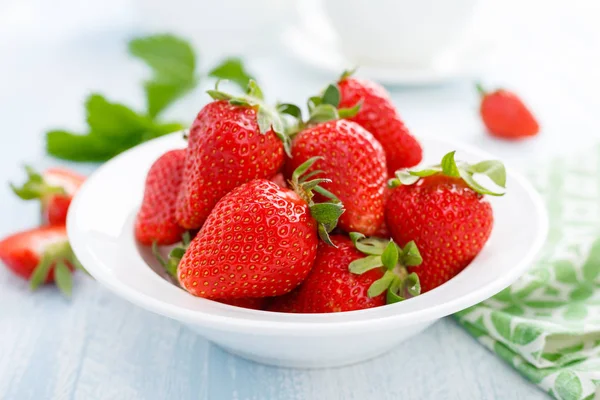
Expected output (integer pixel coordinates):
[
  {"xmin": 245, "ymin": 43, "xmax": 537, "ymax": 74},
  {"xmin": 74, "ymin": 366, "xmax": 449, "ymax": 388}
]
[{"xmin": 282, "ymin": 25, "xmax": 495, "ymax": 86}]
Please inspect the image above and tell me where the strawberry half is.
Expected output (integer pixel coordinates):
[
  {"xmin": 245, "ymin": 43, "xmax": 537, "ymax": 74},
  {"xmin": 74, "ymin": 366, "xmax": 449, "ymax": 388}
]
[
  {"xmin": 0, "ymin": 226, "xmax": 81, "ymax": 297},
  {"xmin": 135, "ymin": 149, "xmax": 187, "ymax": 245},
  {"xmin": 11, "ymin": 166, "xmax": 85, "ymax": 225},
  {"xmin": 177, "ymin": 157, "xmax": 344, "ymax": 299},
  {"xmin": 387, "ymin": 151, "xmax": 506, "ymax": 292},
  {"xmin": 175, "ymin": 81, "xmax": 289, "ymax": 230}
]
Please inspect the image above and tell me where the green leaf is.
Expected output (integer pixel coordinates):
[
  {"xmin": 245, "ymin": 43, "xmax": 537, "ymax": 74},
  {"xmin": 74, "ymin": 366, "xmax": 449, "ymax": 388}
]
[
  {"xmin": 410, "ymin": 168, "xmax": 440, "ymax": 177},
  {"xmin": 367, "ymin": 270, "xmax": 395, "ymax": 297},
  {"xmin": 387, "ymin": 272, "xmax": 421, "ymax": 303},
  {"xmin": 309, "ymin": 203, "xmax": 344, "ymax": 226},
  {"xmin": 10, "ymin": 166, "xmax": 64, "ymax": 200},
  {"xmin": 470, "ymin": 160, "xmax": 506, "ymax": 188},
  {"xmin": 337, "ymin": 100, "xmax": 362, "ymax": 119},
  {"xmin": 458, "ymin": 167, "xmax": 505, "ymax": 196},
  {"xmin": 395, "ymin": 170, "xmax": 420, "ymax": 185},
  {"xmin": 441, "ymin": 151, "xmax": 460, "ymax": 177},
  {"xmin": 46, "ymin": 130, "xmax": 120, "ymax": 162},
  {"xmin": 144, "ymin": 80, "xmax": 196, "ymax": 118},
  {"xmin": 349, "ymin": 255, "xmax": 383, "ymax": 274},
  {"xmin": 307, "ymin": 96, "xmax": 322, "ymax": 112},
  {"xmin": 276, "ymin": 103, "xmax": 303, "ymax": 120},
  {"xmin": 317, "ymin": 224, "xmax": 335, "ymax": 247},
  {"xmin": 292, "ymin": 156, "xmax": 321, "ymax": 183},
  {"xmin": 86, "ymin": 94, "xmax": 151, "ymax": 140},
  {"xmin": 129, "ymin": 34, "xmax": 197, "ymax": 117},
  {"xmin": 308, "ymin": 104, "xmax": 339, "ymax": 123},
  {"xmin": 321, "ymin": 84, "xmax": 340, "ymax": 107},
  {"xmin": 208, "ymin": 57, "xmax": 254, "ymax": 91},
  {"xmin": 313, "ymin": 186, "xmax": 340, "ymax": 202},
  {"xmin": 257, "ymin": 107, "xmax": 273, "ymax": 134},
  {"xmin": 54, "ymin": 261, "xmax": 73, "ymax": 298},
  {"xmin": 381, "ymin": 241, "xmax": 399, "ymax": 269},
  {"xmin": 353, "ymin": 237, "xmax": 388, "ymax": 256},
  {"xmin": 349, "ymin": 232, "xmax": 366, "ymax": 245},
  {"xmin": 401, "ymin": 241, "xmax": 422, "ymax": 267},
  {"xmin": 246, "ymin": 79, "xmax": 264, "ymax": 101},
  {"xmin": 29, "ymin": 254, "xmax": 53, "ymax": 290},
  {"xmin": 129, "ymin": 34, "xmax": 196, "ymax": 83},
  {"xmin": 339, "ymin": 68, "xmax": 357, "ymax": 81}
]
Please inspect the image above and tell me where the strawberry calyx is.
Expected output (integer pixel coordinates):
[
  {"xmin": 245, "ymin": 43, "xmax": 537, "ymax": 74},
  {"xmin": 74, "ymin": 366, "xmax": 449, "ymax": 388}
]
[
  {"xmin": 349, "ymin": 233, "xmax": 422, "ymax": 304},
  {"xmin": 289, "ymin": 156, "xmax": 345, "ymax": 247},
  {"xmin": 206, "ymin": 79, "xmax": 293, "ymax": 156},
  {"xmin": 475, "ymin": 82, "xmax": 488, "ymax": 98},
  {"xmin": 10, "ymin": 166, "xmax": 66, "ymax": 202},
  {"xmin": 338, "ymin": 68, "xmax": 357, "ymax": 83},
  {"xmin": 305, "ymin": 83, "xmax": 362, "ymax": 125},
  {"xmin": 29, "ymin": 240, "xmax": 83, "ymax": 298},
  {"xmin": 152, "ymin": 231, "xmax": 192, "ymax": 280},
  {"xmin": 388, "ymin": 151, "xmax": 507, "ymax": 196}
]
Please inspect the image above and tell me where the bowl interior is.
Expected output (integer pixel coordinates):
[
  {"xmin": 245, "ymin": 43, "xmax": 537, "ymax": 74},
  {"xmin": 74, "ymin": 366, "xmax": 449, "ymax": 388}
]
[{"xmin": 67, "ymin": 133, "xmax": 548, "ymax": 334}]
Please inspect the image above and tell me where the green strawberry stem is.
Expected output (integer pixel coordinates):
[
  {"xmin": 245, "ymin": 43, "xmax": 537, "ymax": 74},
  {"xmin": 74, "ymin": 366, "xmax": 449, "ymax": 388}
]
[
  {"xmin": 349, "ymin": 233, "xmax": 422, "ymax": 304},
  {"xmin": 338, "ymin": 67, "xmax": 357, "ymax": 82},
  {"xmin": 475, "ymin": 82, "xmax": 487, "ymax": 98},
  {"xmin": 388, "ymin": 151, "xmax": 507, "ymax": 196},
  {"xmin": 10, "ymin": 166, "xmax": 65, "ymax": 200},
  {"xmin": 206, "ymin": 79, "xmax": 293, "ymax": 156},
  {"xmin": 152, "ymin": 231, "xmax": 192, "ymax": 281},
  {"xmin": 289, "ymin": 157, "xmax": 345, "ymax": 247},
  {"xmin": 29, "ymin": 240, "xmax": 79, "ymax": 298}
]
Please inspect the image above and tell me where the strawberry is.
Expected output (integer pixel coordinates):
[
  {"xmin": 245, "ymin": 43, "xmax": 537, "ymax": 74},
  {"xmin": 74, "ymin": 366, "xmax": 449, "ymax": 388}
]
[
  {"xmin": 177, "ymin": 157, "xmax": 344, "ymax": 299},
  {"xmin": 477, "ymin": 83, "xmax": 540, "ymax": 139},
  {"xmin": 268, "ymin": 234, "xmax": 422, "ymax": 313},
  {"xmin": 11, "ymin": 166, "xmax": 85, "ymax": 225},
  {"xmin": 0, "ymin": 226, "xmax": 80, "ymax": 297},
  {"xmin": 332, "ymin": 71, "xmax": 422, "ymax": 174},
  {"xmin": 286, "ymin": 119, "xmax": 387, "ymax": 236},
  {"xmin": 373, "ymin": 187, "xmax": 393, "ymax": 238},
  {"xmin": 152, "ymin": 236, "xmax": 267, "ymax": 309},
  {"xmin": 176, "ymin": 81, "xmax": 289, "ymax": 229},
  {"xmin": 270, "ymin": 172, "xmax": 288, "ymax": 189},
  {"xmin": 135, "ymin": 149, "xmax": 187, "ymax": 245},
  {"xmin": 386, "ymin": 151, "xmax": 506, "ymax": 292}
]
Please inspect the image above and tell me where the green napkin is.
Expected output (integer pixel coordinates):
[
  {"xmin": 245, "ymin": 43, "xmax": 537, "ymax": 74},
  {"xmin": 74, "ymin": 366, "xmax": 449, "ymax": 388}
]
[{"xmin": 455, "ymin": 147, "xmax": 600, "ymax": 400}]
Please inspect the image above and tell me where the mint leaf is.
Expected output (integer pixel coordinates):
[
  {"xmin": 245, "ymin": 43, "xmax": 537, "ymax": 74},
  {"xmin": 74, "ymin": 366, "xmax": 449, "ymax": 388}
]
[
  {"xmin": 208, "ymin": 57, "xmax": 254, "ymax": 91},
  {"xmin": 46, "ymin": 130, "xmax": 120, "ymax": 162},
  {"xmin": 46, "ymin": 94, "xmax": 181, "ymax": 162},
  {"xmin": 129, "ymin": 34, "xmax": 198, "ymax": 117}
]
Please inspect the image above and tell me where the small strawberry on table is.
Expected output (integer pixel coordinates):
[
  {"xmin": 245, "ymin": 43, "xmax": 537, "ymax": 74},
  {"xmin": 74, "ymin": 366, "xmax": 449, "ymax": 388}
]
[{"xmin": 11, "ymin": 166, "xmax": 85, "ymax": 226}]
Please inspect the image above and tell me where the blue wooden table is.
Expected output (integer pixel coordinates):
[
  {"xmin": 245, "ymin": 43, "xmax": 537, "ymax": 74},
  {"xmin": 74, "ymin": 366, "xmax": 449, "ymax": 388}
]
[{"xmin": 1, "ymin": 0, "xmax": 598, "ymax": 398}]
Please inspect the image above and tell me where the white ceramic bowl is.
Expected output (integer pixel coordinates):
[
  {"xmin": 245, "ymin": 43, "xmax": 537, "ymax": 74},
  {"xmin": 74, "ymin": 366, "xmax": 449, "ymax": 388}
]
[{"xmin": 67, "ymin": 133, "xmax": 548, "ymax": 369}]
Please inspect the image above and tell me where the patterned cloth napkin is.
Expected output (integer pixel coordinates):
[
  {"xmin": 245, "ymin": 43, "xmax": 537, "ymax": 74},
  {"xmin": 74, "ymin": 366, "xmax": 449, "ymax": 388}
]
[{"xmin": 455, "ymin": 145, "xmax": 600, "ymax": 400}]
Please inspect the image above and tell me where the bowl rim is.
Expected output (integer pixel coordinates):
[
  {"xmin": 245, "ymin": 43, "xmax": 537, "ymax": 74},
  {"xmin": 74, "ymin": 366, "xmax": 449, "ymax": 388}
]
[{"xmin": 67, "ymin": 133, "xmax": 548, "ymax": 335}]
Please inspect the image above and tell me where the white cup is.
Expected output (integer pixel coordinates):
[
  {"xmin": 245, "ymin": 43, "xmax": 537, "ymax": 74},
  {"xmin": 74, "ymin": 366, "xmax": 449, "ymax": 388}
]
[{"xmin": 319, "ymin": 0, "xmax": 480, "ymax": 68}]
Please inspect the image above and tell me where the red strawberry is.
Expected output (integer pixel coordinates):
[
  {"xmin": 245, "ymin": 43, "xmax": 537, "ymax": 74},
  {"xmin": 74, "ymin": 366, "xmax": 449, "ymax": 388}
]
[
  {"xmin": 135, "ymin": 149, "xmax": 187, "ymax": 245},
  {"xmin": 270, "ymin": 172, "xmax": 288, "ymax": 189},
  {"xmin": 268, "ymin": 234, "xmax": 422, "ymax": 313},
  {"xmin": 373, "ymin": 187, "xmax": 393, "ymax": 238},
  {"xmin": 386, "ymin": 152, "xmax": 505, "ymax": 292},
  {"xmin": 0, "ymin": 226, "xmax": 80, "ymax": 297},
  {"xmin": 477, "ymin": 83, "xmax": 540, "ymax": 139},
  {"xmin": 177, "ymin": 157, "xmax": 344, "ymax": 299},
  {"xmin": 176, "ymin": 81, "xmax": 289, "ymax": 229},
  {"xmin": 335, "ymin": 71, "xmax": 423, "ymax": 174},
  {"xmin": 11, "ymin": 166, "xmax": 85, "ymax": 225},
  {"xmin": 286, "ymin": 119, "xmax": 386, "ymax": 236}
]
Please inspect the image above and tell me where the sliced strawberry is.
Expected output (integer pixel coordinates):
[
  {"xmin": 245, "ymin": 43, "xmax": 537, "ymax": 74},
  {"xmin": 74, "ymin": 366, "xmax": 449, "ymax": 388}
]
[
  {"xmin": 11, "ymin": 166, "xmax": 85, "ymax": 225},
  {"xmin": 0, "ymin": 226, "xmax": 81, "ymax": 297}
]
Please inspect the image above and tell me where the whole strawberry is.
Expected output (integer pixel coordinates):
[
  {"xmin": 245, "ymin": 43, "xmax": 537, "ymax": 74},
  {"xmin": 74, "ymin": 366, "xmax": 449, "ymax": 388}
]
[
  {"xmin": 477, "ymin": 83, "xmax": 539, "ymax": 139},
  {"xmin": 335, "ymin": 71, "xmax": 423, "ymax": 174},
  {"xmin": 268, "ymin": 234, "xmax": 421, "ymax": 313},
  {"xmin": 177, "ymin": 157, "xmax": 344, "ymax": 299},
  {"xmin": 386, "ymin": 152, "xmax": 506, "ymax": 292},
  {"xmin": 135, "ymin": 149, "xmax": 186, "ymax": 245},
  {"xmin": 286, "ymin": 119, "xmax": 386, "ymax": 236},
  {"xmin": 0, "ymin": 226, "xmax": 81, "ymax": 297},
  {"xmin": 176, "ymin": 81, "xmax": 289, "ymax": 229},
  {"xmin": 11, "ymin": 166, "xmax": 85, "ymax": 225}
]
